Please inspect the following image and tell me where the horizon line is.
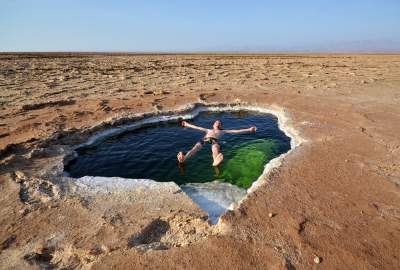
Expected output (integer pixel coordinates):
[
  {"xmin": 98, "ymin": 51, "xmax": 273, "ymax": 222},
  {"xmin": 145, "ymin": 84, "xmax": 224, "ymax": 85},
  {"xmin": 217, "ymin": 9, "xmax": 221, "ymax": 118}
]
[{"xmin": 1, "ymin": 50, "xmax": 400, "ymax": 55}]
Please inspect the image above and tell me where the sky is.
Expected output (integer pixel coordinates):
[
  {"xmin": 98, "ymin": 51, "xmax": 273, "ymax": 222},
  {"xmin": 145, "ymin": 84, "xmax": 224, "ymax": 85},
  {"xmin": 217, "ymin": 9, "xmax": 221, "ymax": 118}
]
[{"xmin": 1, "ymin": 0, "xmax": 400, "ymax": 52}]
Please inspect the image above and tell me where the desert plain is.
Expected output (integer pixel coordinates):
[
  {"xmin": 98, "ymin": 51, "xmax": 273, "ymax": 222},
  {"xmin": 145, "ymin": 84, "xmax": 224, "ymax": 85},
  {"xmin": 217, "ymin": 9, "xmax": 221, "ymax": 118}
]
[{"xmin": 0, "ymin": 53, "xmax": 399, "ymax": 269}]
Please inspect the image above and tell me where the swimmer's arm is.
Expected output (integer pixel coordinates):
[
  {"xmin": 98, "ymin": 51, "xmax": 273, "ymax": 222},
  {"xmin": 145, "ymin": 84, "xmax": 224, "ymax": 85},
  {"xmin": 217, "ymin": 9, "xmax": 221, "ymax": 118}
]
[
  {"xmin": 224, "ymin": 126, "xmax": 257, "ymax": 134},
  {"xmin": 181, "ymin": 121, "xmax": 208, "ymax": 132}
]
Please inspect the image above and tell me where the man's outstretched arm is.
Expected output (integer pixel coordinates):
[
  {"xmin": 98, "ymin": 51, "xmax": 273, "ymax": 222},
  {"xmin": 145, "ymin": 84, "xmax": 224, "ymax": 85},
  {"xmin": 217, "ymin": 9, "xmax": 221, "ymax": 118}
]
[
  {"xmin": 224, "ymin": 126, "xmax": 257, "ymax": 134},
  {"xmin": 181, "ymin": 121, "xmax": 208, "ymax": 132}
]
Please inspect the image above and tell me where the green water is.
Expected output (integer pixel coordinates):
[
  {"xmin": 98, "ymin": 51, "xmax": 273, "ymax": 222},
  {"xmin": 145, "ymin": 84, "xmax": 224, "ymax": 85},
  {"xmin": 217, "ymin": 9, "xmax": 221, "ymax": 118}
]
[{"xmin": 219, "ymin": 139, "xmax": 279, "ymax": 188}]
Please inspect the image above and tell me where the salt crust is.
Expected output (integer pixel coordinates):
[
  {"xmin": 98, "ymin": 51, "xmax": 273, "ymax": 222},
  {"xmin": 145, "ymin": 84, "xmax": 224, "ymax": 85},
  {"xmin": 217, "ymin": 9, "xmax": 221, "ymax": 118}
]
[{"xmin": 70, "ymin": 103, "xmax": 305, "ymax": 223}]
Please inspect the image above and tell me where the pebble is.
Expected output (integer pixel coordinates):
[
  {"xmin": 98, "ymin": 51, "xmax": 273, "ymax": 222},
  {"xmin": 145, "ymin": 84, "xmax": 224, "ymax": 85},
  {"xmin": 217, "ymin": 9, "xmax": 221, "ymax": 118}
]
[
  {"xmin": 314, "ymin": 256, "xmax": 322, "ymax": 264},
  {"xmin": 18, "ymin": 208, "xmax": 31, "ymax": 216},
  {"xmin": 14, "ymin": 171, "xmax": 26, "ymax": 181},
  {"xmin": 268, "ymin": 213, "xmax": 274, "ymax": 218}
]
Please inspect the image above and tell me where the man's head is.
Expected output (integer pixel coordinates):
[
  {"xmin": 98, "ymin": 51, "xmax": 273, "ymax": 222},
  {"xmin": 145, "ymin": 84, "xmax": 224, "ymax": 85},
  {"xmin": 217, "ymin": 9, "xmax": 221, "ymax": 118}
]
[{"xmin": 213, "ymin": 120, "xmax": 222, "ymax": 129}]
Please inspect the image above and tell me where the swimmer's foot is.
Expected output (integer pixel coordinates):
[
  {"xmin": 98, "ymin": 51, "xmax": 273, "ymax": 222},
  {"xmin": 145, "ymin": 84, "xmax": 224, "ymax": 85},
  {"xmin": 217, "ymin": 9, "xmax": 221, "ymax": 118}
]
[
  {"xmin": 212, "ymin": 153, "xmax": 224, "ymax": 167},
  {"xmin": 214, "ymin": 165, "xmax": 221, "ymax": 176},
  {"xmin": 177, "ymin": 152, "xmax": 185, "ymax": 163}
]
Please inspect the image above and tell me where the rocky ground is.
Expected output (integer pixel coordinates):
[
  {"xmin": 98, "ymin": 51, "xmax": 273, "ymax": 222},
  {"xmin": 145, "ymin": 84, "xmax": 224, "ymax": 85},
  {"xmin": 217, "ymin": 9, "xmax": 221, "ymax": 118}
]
[{"xmin": 0, "ymin": 53, "xmax": 399, "ymax": 269}]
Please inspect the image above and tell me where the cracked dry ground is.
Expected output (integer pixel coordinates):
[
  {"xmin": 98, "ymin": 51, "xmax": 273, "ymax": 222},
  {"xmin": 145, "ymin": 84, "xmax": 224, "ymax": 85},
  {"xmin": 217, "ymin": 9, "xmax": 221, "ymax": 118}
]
[{"xmin": 1, "ymin": 54, "xmax": 400, "ymax": 269}]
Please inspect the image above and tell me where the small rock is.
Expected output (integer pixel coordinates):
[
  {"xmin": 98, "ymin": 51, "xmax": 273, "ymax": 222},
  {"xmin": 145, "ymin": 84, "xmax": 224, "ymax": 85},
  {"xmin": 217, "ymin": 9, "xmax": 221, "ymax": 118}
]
[
  {"xmin": 314, "ymin": 256, "xmax": 322, "ymax": 264},
  {"xmin": 90, "ymin": 244, "xmax": 109, "ymax": 255},
  {"xmin": 14, "ymin": 171, "xmax": 26, "ymax": 182},
  {"xmin": 15, "ymin": 171, "xmax": 24, "ymax": 178},
  {"xmin": 19, "ymin": 208, "xmax": 31, "ymax": 216},
  {"xmin": 199, "ymin": 94, "xmax": 207, "ymax": 101},
  {"xmin": 268, "ymin": 213, "xmax": 274, "ymax": 218},
  {"xmin": 15, "ymin": 177, "xmax": 23, "ymax": 184},
  {"xmin": 153, "ymin": 104, "xmax": 162, "ymax": 111}
]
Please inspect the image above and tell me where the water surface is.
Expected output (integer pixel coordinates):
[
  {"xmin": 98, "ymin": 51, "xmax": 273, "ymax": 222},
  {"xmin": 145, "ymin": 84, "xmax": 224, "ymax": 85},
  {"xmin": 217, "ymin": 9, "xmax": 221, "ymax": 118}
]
[{"xmin": 65, "ymin": 111, "xmax": 291, "ymax": 189}]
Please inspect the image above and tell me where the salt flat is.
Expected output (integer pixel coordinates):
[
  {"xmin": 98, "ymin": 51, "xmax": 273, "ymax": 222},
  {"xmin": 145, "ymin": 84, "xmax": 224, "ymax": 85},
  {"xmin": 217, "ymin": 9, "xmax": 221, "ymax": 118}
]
[{"xmin": 0, "ymin": 53, "xmax": 399, "ymax": 269}]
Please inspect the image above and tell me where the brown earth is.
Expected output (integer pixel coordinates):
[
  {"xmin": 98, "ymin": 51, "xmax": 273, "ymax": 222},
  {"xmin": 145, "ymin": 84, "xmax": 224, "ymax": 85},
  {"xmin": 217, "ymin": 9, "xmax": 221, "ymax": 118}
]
[{"xmin": 0, "ymin": 53, "xmax": 399, "ymax": 269}]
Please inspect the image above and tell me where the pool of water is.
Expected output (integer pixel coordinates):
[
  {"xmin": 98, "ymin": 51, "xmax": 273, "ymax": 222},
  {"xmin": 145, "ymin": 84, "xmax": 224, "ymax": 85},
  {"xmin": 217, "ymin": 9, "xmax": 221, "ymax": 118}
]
[{"xmin": 65, "ymin": 110, "xmax": 291, "ymax": 189}]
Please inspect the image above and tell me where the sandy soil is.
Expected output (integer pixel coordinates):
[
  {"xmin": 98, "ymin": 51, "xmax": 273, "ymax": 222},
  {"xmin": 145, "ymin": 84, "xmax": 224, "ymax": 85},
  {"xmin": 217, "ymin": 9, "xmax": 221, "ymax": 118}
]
[{"xmin": 0, "ymin": 53, "xmax": 399, "ymax": 269}]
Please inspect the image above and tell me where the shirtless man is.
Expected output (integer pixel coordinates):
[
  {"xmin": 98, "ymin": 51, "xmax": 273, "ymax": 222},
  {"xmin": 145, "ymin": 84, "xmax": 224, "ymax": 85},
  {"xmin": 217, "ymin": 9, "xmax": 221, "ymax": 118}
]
[{"xmin": 177, "ymin": 120, "xmax": 257, "ymax": 167}]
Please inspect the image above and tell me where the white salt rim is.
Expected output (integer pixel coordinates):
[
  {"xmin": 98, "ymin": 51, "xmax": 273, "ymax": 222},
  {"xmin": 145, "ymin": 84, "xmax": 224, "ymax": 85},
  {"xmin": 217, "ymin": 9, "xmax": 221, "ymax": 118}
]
[{"xmin": 69, "ymin": 103, "xmax": 305, "ymax": 224}]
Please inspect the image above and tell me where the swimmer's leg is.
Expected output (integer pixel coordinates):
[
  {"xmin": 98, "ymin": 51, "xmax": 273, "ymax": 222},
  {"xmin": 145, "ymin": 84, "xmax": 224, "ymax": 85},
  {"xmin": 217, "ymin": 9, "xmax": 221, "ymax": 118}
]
[
  {"xmin": 177, "ymin": 141, "xmax": 203, "ymax": 163},
  {"xmin": 211, "ymin": 142, "xmax": 224, "ymax": 166},
  {"xmin": 214, "ymin": 165, "xmax": 221, "ymax": 176}
]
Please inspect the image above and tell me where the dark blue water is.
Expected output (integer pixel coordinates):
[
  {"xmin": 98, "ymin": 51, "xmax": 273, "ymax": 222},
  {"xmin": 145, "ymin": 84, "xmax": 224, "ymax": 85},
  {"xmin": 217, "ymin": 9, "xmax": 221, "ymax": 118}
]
[{"xmin": 65, "ymin": 111, "xmax": 291, "ymax": 188}]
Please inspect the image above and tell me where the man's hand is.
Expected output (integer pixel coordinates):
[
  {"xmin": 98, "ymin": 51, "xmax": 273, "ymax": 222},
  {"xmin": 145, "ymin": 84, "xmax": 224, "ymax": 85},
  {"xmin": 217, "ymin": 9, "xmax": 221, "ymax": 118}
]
[
  {"xmin": 180, "ymin": 121, "xmax": 207, "ymax": 132},
  {"xmin": 249, "ymin": 126, "xmax": 257, "ymax": 132}
]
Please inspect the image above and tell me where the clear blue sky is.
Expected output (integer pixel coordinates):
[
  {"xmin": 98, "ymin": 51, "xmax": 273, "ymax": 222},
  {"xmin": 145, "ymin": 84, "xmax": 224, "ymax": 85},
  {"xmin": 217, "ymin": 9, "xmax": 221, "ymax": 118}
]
[{"xmin": 1, "ymin": 0, "xmax": 399, "ymax": 52}]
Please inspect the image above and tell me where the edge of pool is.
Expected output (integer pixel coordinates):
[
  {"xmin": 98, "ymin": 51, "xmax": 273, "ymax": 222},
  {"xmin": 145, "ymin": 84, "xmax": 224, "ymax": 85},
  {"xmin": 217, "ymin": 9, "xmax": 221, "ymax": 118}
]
[{"xmin": 65, "ymin": 102, "xmax": 306, "ymax": 224}]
